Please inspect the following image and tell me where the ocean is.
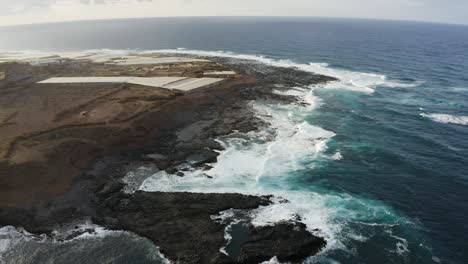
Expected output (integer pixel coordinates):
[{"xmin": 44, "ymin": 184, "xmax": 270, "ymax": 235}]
[{"xmin": 0, "ymin": 17, "xmax": 467, "ymax": 264}]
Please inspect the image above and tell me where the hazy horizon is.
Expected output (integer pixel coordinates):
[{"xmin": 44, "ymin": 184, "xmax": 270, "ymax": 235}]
[
  {"xmin": 1, "ymin": 0, "xmax": 467, "ymax": 27},
  {"xmin": 2, "ymin": 15, "xmax": 468, "ymax": 29}
]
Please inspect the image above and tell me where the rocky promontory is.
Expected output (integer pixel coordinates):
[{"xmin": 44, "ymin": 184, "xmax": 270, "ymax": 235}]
[{"xmin": 0, "ymin": 53, "xmax": 336, "ymax": 263}]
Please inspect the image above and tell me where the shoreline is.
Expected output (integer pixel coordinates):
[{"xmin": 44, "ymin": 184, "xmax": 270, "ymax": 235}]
[{"xmin": 0, "ymin": 53, "xmax": 336, "ymax": 263}]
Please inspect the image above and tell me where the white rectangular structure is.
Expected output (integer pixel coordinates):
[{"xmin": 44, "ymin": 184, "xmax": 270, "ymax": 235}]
[
  {"xmin": 203, "ymin": 71, "xmax": 237, "ymax": 77},
  {"xmin": 38, "ymin": 76, "xmax": 223, "ymax": 91},
  {"xmin": 163, "ymin": 78, "xmax": 224, "ymax": 91},
  {"xmin": 109, "ymin": 57, "xmax": 208, "ymax": 65},
  {"xmin": 0, "ymin": 52, "xmax": 207, "ymax": 65}
]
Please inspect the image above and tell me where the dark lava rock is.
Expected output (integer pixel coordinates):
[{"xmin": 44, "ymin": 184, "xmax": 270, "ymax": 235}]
[
  {"xmin": 166, "ymin": 167, "xmax": 178, "ymax": 174},
  {"xmin": 94, "ymin": 191, "xmax": 272, "ymax": 264},
  {"xmin": 97, "ymin": 180, "xmax": 124, "ymax": 197},
  {"xmin": 186, "ymin": 150, "xmax": 218, "ymax": 167},
  {"xmin": 0, "ymin": 57, "xmax": 333, "ymax": 264},
  {"xmin": 236, "ymin": 222, "xmax": 326, "ymax": 263},
  {"xmin": 90, "ymin": 189, "xmax": 327, "ymax": 264}
]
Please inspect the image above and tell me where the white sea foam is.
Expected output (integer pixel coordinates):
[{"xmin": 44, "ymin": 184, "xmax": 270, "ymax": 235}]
[
  {"xmin": 0, "ymin": 226, "xmax": 35, "ymax": 264},
  {"xmin": 140, "ymin": 88, "xmax": 342, "ymax": 252},
  {"xmin": 211, "ymin": 211, "xmax": 242, "ymax": 256},
  {"xmin": 0, "ymin": 223, "xmax": 117, "ymax": 259},
  {"xmin": 386, "ymin": 229, "xmax": 410, "ymax": 256},
  {"xmin": 2, "ymin": 49, "xmax": 421, "ymax": 94},
  {"xmin": 421, "ymin": 113, "xmax": 468, "ymax": 126},
  {"xmin": 141, "ymin": 86, "xmax": 334, "ymax": 194},
  {"xmin": 330, "ymin": 152, "xmax": 343, "ymax": 160},
  {"xmin": 274, "ymin": 87, "xmax": 322, "ymax": 109},
  {"xmin": 2, "ymin": 49, "xmax": 415, "ymax": 262},
  {"xmin": 67, "ymin": 222, "xmax": 125, "ymax": 241},
  {"xmin": 139, "ymin": 83, "xmax": 406, "ymax": 259},
  {"xmin": 451, "ymin": 87, "xmax": 468, "ymax": 92},
  {"xmin": 143, "ymin": 49, "xmax": 422, "ymax": 93},
  {"xmin": 260, "ymin": 257, "xmax": 282, "ymax": 264},
  {"xmin": 0, "ymin": 223, "xmax": 171, "ymax": 264}
]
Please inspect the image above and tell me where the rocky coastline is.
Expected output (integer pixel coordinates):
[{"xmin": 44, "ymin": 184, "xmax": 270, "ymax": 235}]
[{"xmin": 0, "ymin": 55, "xmax": 336, "ymax": 263}]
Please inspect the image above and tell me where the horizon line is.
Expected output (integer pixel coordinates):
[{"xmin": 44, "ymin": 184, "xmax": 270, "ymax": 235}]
[{"xmin": 1, "ymin": 15, "xmax": 467, "ymax": 29}]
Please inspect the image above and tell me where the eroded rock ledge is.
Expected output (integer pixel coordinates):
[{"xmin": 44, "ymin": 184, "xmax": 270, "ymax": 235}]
[{"xmin": 93, "ymin": 189, "xmax": 326, "ymax": 264}]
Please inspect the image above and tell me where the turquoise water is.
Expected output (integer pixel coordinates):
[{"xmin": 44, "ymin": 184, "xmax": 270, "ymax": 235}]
[{"xmin": 1, "ymin": 18, "xmax": 467, "ymax": 264}]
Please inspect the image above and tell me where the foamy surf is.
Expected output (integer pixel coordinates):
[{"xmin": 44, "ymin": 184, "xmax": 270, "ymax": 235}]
[
  {"xmin": 421, "ymin": 113, "xmax": 468, "ymax": 126},
  {"xmin": 1, "ymin": 49, "xmax": 421, "ymax": 94},
  {"xmin": 144, "ymin": 49, "xmax": 422, "ymax": 93},
  {"xmin": 138, "ymin": 81, "xmax": 409, "ymax": 261},
  {"xmin": 0, "ymin": 226, "xmax": 34, "ymax": 264},
  {"xmin": 0, "ymin": 224, "xmax": 171, "ymax": 264},
  {"xmin": 1, "ymin": 48, "xmax": 429, "ymax": 263}
]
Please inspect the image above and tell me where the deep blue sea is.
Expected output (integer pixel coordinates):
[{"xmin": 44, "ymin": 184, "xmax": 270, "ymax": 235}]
[{"xmin": 0, "ymin": 17, "xmax": 467, "ymax": 264}]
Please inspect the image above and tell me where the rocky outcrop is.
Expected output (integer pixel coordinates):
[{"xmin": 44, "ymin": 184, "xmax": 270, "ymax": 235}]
[
  {"xmin": 0, "ymin": 57, "xmax": 334, "ymax": 263},
  {"xmin": 91, "ymin": 183, "xmax": 326, "ymax": 264}
]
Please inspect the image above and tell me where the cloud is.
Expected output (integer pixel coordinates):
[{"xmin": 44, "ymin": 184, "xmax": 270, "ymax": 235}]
[
  {"xmin": 0, "ymin": 0, "xmax": 51, "ymax": 14},
  {"xmin": 0, "ymin": 0, "xmax": 467, "ymax": 26},
  {"xmin": 79, "ymin": 0, "xmax": 157, "ymax": 4},
  {"xmin": 1, "ymin": 0, "xmax": 158, "ymax": 14}
]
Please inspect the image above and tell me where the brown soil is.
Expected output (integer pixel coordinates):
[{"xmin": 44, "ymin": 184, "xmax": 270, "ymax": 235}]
[
  {"xmin": 0, "ymin": 55, "xmax": 336, "ymax": 263},
  {"xmin": 0, "ymin": 59, "xmax": 246, "ymax": 207}
]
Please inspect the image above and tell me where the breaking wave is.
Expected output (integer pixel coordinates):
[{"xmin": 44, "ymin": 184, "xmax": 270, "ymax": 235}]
[
  {"xmin": 0, "ymin": 223, "xmax": 170, "ymax": 264},
  {"xmin": 138, "ymin": 82, "xmax": 409, "ymax": 260},
  {"xmin": 146, "ymin": 49, "xmax": 423, "ymax": 93},
  {"xmin": 0, "ymin": 49, "xmax": 423, "ymax": 94},
  {"xmin": 421, "ymin": 113, "xmax": 468, "ymax": 126},
  {"xmin": 1, "ymin": 49, "xmax": 429, "ymax": 262}
]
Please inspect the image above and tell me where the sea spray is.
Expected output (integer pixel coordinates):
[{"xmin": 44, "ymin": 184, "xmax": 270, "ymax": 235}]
[
  {"xmin": 0, "ymin": 224, "xmax": 170, "ymax": 264},
  {"xmin": 138, "ymin": 79, "xmax": 409, "ymax": 260},
  {"xmin": 146, "ymin": 49, "xmax": 423, "ymax": 93},
  {"xmin": 1, "ymin": 49, "xmax": 422, "ymax": 94},
  {"xmin": 2, "ymin": 49, "xmax": 432, "ymax": 262},
  {"xmin": 420, "ymin": 113, "xmax": 468, "ymax": 126}
]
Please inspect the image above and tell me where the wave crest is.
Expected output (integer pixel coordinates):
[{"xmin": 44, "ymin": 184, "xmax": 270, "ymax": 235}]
[
  {"xmin": 421, "ymin": 113, "xmax": 468, "ymax": 126},
  {"xmin": 147, "ymin": 49, "xmax": 423, "ymax": 93},
  {"xmin": 1, "ymin": 49, "xmax": 422, "ymax": 94}
]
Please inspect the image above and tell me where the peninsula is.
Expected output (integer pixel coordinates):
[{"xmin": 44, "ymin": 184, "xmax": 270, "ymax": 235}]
[{"xmin": 0, "ymin": 51, "xmax": 336, "ymax": 263}]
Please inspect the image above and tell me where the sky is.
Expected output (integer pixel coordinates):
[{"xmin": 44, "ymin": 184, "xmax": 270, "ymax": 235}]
[{"xmin": 0, "ymin": 0, "xmax": 467, "ymax": 26}]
